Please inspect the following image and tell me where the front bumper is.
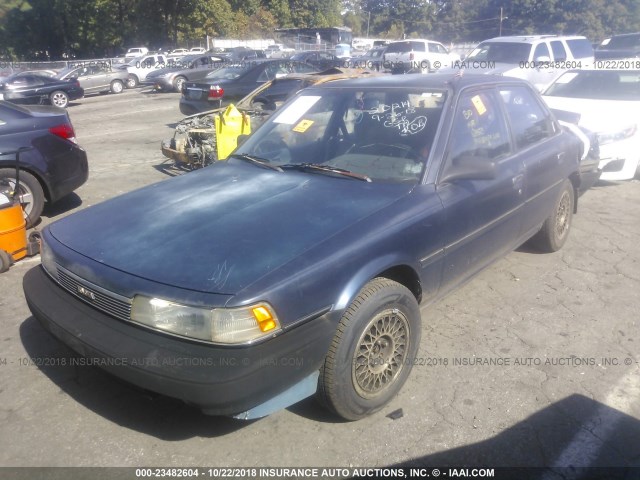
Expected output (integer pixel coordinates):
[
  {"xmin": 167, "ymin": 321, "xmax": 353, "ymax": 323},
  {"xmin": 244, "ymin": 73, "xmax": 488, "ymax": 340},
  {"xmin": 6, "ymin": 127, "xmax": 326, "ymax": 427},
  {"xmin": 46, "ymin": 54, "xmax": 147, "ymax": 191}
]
[{"xmin": 24, "ymin": 266, "xmax": 336, "ymax": 415}]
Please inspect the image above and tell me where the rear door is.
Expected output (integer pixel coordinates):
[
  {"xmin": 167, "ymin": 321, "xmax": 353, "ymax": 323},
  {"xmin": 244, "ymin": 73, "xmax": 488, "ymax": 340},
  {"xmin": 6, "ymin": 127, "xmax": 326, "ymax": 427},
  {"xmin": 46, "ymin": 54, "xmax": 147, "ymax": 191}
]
[
  {"xmin": 498, "ymin": 85, "xmax": 570, "ymax": 237},
  {"xmin": 437, "ymin": 87, "xmax": 525, "ymax": 293}
]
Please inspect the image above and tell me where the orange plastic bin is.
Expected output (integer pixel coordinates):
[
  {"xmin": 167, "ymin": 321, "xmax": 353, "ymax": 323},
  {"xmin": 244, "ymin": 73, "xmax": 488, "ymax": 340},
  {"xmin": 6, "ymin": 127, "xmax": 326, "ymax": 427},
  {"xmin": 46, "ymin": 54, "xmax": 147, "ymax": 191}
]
[{"xmin": 0, "ymin": 202, "xmax": 28, "ymax": 262}]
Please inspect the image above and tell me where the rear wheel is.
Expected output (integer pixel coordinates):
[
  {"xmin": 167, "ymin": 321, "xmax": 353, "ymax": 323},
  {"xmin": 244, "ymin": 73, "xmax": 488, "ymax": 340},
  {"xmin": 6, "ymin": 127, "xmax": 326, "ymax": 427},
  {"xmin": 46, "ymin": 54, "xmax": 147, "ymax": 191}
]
[
  {"xmin": 49, "ymin": 90, "xmax": 69, "ymax": 108},
  {"xmin": 0, "ymin": 169, "xmax": 45, "ymax": 229},
  {"xmin": 531, "ymin": 179, "xmax": 574, "ymax": 252},
  {"xmin": 110, "ymin": 80, "xmax": 124, "ymax": 93},
  {"xmin": 126, "ymin": 75, "xmax": 138, "ymax": 88},
  {"xmin": 173, "ymin": 76, "xmax": 186, "ymax": 92},
  {"xmin": 317, "ymin": 278, "xmax": 421, "ymax": 420}
]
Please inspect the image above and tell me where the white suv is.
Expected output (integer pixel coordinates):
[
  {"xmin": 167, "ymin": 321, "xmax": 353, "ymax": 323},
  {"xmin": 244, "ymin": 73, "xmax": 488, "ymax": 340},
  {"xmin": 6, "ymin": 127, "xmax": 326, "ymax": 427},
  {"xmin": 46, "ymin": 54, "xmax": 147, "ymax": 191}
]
[
  {"xmin": 383, "ymin": 39, "xmax": 460, "ymax": 73},
  {"xmin": 455, "ymin": 35, "xmax": 594, "ymax": 91}
]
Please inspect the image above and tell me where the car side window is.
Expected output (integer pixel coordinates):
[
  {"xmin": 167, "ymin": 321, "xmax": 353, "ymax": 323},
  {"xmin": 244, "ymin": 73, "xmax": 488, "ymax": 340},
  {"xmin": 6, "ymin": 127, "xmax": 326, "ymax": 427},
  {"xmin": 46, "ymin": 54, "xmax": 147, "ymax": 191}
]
[
  {"xmin": 533, "ymin": 43, "xmax": 550, "ymax": 60},
  {"xmin": 448, "ymin": 90, "xmax": 511, "ymax": 164},
  {"xmin": 550, "ymin": 41, "xmax": 567, "ymax": 61},
  {"xmin": 293, "ymin": 62, "xmax": 317, "ymax": 74},
  {"xmin": 499, "ymin": 86, "xmax": 556, "ymax": 150}
]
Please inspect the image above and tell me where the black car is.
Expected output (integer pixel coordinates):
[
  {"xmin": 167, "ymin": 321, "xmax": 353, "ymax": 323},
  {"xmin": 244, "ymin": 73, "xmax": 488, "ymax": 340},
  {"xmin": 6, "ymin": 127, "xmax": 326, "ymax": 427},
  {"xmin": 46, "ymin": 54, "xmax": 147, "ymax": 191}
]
[
  {"xmin": 0, "ymin": 74, "xmax": 84, "ymax": 108},
  {"xmin": 0, "ymin": 101, "xmax": 88, "ymax": 227},
  {"xmin": 290, "ymin": 51, "xmax": 343, "ymax": 70},
  {"xmin": 179, "ymin": 59, "xmax": 317, "ymax": 115},
  {"xmin": 595, "ymin": 32, "xmax": 640, "ymax": 60}
]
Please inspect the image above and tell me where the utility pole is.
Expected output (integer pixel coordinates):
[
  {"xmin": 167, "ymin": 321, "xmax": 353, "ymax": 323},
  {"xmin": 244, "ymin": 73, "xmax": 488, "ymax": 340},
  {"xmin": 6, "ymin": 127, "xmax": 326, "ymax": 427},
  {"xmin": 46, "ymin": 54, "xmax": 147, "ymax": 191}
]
[
  {"xmin": 499, "ymin": 8, "xmax": 508, "ymax": 36},
  {"xmin": 366, "ymin": 11, "xmax": 371, "ymax": 38}
]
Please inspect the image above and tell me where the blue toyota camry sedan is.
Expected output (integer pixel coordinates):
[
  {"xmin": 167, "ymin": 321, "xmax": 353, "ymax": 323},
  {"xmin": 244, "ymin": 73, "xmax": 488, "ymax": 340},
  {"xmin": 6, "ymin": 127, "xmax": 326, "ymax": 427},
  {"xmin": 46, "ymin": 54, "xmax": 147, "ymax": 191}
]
[{"xmin": 24, "ymin": 74, "xmax": 582, "ymax": 420}]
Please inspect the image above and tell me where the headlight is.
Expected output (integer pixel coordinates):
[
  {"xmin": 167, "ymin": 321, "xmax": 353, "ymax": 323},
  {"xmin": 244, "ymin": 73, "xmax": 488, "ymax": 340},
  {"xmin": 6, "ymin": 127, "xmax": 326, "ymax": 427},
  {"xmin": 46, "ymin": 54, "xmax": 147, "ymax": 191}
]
[
  {"xmin": 597, "ymin": 125, "xmax": 637, "ymax": 145},
  {"xmin": 40, "ymin": 236, "xmax": 58, "ymax": 279},
  {"xmin": 131, "ymin": 296, "xmax": 280, "ymax": 344}
]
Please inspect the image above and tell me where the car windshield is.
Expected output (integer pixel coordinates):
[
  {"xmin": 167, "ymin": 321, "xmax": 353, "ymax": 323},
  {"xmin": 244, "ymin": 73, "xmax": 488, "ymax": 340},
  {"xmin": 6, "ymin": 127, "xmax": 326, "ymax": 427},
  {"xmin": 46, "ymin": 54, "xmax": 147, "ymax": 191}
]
[
  {"xmin": 466, "ymin": 42, "xmax": 532, "ymax": 63},
  {"xmin": 603, "ymin": 34, "xmax": 640, "ymax": 50},
  {"xmin": 545, "ymin": 70, "xmax": 640, "ymax": 100},
  {"xmin": 234, "ymin": 87, "xmax": 448, "ymax": 183},
  {"xmin": 55, "ymin": 67, "xmax": 79, "ymax": 79},
  {"xmin": 205, "ymin": 64, "xmax": 253, "ymax": 80}
]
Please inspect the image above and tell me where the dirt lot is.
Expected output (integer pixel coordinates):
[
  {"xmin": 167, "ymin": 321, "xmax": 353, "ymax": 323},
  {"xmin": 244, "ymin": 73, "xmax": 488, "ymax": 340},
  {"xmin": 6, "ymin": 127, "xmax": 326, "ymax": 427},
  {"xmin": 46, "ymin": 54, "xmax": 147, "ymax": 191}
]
[{"xmin": 0, "ymin": 88, "xmax": 639, "ymax": 469}]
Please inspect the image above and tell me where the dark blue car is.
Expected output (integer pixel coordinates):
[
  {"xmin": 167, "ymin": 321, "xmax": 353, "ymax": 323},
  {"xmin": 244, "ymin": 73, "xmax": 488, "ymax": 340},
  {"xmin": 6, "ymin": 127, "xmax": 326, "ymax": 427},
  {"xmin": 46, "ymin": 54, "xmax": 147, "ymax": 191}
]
[{"xmin": 24, "ymin": 74, "xmax": 582, "ymax": 420}]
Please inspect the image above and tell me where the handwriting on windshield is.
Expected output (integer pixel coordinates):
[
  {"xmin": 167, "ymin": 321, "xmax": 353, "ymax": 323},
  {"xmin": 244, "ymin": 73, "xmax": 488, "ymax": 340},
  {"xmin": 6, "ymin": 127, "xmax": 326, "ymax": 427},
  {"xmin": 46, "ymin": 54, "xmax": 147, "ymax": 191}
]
[{"xmin": 357, "ymin": 101, "xmax": 427, "ymax": 136}]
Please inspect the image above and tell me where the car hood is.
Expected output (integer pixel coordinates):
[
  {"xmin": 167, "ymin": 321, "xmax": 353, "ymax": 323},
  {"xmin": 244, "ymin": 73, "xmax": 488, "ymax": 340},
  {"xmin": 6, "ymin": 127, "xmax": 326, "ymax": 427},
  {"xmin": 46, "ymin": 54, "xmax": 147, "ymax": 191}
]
[
  {"xmin": 49, "ymin": 161, "xmax": 413, "ymax": 295},
  {"xmin": 443, "ymin": 61, "xmax": 521, "ymax": 75},
  {"xmin": 543, "ymin": 96, "xmax": 640, "ymax": 132}
]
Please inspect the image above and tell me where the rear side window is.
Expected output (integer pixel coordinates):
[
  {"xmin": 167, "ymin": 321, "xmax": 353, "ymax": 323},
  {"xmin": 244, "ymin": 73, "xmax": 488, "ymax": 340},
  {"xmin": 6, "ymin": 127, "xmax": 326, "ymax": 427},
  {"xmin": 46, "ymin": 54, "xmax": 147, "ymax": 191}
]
[
  {"xmin": 386, "ymin": 42, "xmax": 412, "ymax": 54},
  {"xmin": 410, "ymin": 41, "xmax": 426, "ymax": 52},
  {"xmin": 566, "ymin": 39, "xmax": 594, "ymax": 59},
  {"xmin": 499, "ymin": 86, "xmax": 555, "ymax": 150},
  {"xmin": 533, "ymin": 43, "xmax": 550, "ymax": 60},
  {"xmin": 550, "ymin": 41, "xmax": 567, "ymax": 61}
]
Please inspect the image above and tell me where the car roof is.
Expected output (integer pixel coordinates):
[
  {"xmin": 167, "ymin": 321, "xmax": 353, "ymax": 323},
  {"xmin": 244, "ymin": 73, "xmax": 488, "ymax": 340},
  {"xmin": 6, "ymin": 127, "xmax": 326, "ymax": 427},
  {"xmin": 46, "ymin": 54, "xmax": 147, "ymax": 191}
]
[
  {"xmin": 481, "ymin": 35, "xmax": 587, "ymax": 43},
  {"xmin": 311, "ymin": 72, "xmax": 531, "ymax": 92},
  {"xmin": 388, "ymin": 39, "xmax": 439, "ymax": 43}
]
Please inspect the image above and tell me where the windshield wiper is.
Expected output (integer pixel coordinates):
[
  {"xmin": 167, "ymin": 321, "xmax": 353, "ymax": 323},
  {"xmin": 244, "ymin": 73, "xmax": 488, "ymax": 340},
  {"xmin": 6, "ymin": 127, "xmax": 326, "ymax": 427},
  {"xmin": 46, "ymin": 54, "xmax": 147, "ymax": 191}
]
[
  {"xmin": 281, "ymin": 163, "xmax": 372, "ymax": 182},
  {"xmin": 229, "ymin": 154, "xmax": 283, "ymax": 172}
]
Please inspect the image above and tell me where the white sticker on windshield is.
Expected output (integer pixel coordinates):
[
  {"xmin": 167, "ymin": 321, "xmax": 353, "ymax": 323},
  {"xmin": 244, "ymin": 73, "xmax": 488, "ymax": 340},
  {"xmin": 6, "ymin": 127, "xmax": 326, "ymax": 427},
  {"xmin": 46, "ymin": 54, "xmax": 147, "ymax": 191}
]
[
  {"xmin": 273, "ymin": 96, "xmax": 322, "ymax": 124},
  {"xmin": 555, "ymin": 72, "xmax": 579, "ymax": 84}
]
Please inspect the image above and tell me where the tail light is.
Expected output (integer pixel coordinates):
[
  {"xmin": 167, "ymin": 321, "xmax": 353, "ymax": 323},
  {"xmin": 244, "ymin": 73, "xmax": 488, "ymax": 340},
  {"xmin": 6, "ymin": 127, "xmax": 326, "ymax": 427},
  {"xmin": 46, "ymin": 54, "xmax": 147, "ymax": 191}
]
[
  {"xmin": 208, "ymin": 85, "xmax": 224, "ymax": 99},
  {"xmin": 409, "ymin": 52, "xmax": 414, "ymax": 61},
  {"xmin": 49, "ymin": 123, "xmax": 77, "ymax": 144}
]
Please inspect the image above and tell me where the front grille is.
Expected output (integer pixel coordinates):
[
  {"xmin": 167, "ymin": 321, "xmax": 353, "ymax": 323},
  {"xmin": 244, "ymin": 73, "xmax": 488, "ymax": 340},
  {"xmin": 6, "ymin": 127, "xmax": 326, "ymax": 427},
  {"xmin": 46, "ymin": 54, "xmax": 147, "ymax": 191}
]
[{"xmin": 56, "ymin": 266, "xmax": 132, "ymax": 322}]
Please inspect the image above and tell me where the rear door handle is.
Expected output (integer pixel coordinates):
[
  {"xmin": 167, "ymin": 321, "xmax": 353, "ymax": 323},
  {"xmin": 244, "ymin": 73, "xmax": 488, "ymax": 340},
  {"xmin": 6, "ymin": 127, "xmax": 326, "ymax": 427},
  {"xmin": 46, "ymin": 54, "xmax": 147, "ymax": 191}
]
[{"xmin": 512, "ymin": 173, "xmax": 524, "ymax": 193}]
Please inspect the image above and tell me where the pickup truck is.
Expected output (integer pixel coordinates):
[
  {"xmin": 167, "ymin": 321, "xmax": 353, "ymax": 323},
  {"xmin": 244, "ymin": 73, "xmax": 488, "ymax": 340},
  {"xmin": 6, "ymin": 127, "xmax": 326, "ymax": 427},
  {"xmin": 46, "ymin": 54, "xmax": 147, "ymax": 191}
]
[{"xmin": 24, "ymin": 74, "xmax": 582, "ymax": 421}]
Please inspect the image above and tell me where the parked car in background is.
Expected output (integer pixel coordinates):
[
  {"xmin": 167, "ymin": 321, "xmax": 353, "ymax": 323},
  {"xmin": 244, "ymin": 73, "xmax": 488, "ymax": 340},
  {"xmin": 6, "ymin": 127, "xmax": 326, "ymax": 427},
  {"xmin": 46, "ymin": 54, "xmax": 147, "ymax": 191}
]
[
  {"xmin": 56, "ymin": 63, "xmax": 129, "ymax": 95},
  {"xmin": 0, "ymin": 74, "xmax": 84, "ymax": 108},
  {"xmin": 144, "ymin": 54, "xmax": 223, "ymax": 92},
  {"xmin": 125, "ymin": 47, "xmax": 148, "ymax": 58},
  {"xmin": 349, "ymin": 46, "xmax": 387, "ymax": 71},
  {"xmin": 595, "ymin": 33, "xmax": 640, "ymax": 59},
  {"xmin": 168, "ymin": 48, "xmax": 189, "ymax": 58},
  {"xmin": 266, "ymin": 44, "xmax": 295, "ymax": 58},
  {"xmin": 383, "ymin": 39, "xmax": 460, "ymax": 73},
  {"xmin": 543, "ymin": 69, "xmax": 640, "ymax": 181},
  {"xmin": 118, "ymin": 53, "xmax": 168, "ymax": 87},
  {"xmin": 162, "ymin": 68, "xmax": 378, "ymax": 169},
  {"xmin": 0, "ymin": 101, "xmax": 88, "ymax": 227},
  {"xmin": 448, "ymin": 35, "xmax": 594, "ymax": 91},
  {"xmin": 190, "ymin": 47, "xmax": 207, "ymax": 54},
  {"xmin": 179, "ymin": 59, "xmax": 317, "ymax": 115},
  {"xmin": 24, "ymin": 74, "xmax": 581, "ymax": 421},
  {"xmin": 290, "ymin": 51, "xmax": 343, "ymax": 70}
]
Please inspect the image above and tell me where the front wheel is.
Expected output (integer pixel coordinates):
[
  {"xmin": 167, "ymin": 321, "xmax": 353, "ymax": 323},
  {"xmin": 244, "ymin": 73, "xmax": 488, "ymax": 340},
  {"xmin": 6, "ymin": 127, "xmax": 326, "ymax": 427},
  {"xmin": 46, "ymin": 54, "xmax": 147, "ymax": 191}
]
[
  {"xmin": 531, "ymin": 179, "xmax": 574, "ymax": 252},
  {"xmin": 0, "ymin": 250, "xmax": 12, "ymax": 273},
  {"xmin": 49, "ymin": 90, "xmax": 69, "ymax": 108},
  {"xmin": 317, "ymin": 278, "xmax": 421, "ymax": 420}
]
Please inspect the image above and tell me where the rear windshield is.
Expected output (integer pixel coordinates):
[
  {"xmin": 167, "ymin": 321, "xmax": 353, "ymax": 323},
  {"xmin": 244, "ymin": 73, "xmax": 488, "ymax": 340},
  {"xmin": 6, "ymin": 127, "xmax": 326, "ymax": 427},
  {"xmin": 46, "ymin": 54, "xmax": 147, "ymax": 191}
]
[
  {"xmin": 603, "ymin": 34, "xmax": 640, "ymax": 50},
  {"xmin": 385, "ymin": 41, "xmax": 426, "ymax": 53},
  {"xmin": 466, "ymin": 42, "xmax": 532, "ymax": 63}
]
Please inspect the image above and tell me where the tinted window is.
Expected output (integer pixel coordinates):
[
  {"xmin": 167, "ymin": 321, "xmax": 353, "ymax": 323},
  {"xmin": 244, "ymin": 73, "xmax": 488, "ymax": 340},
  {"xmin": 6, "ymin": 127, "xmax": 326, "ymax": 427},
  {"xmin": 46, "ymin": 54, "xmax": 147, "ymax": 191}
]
[
  {"xmin": 410, "ymin": 41, "xmax": 426, "ymax": 52},
  {"xmin": 566, "ymin": 39, "xmax": 594, "ymax": 59},
  {"xmin": 385, "ymin": 42, "xmax": 412, "ymax": 54},
  {"xmin": 550, "ymin": 41, "xmax": 567, "ymax": 61},
  {"xmin": 466, "ymin": 42, "xmax": 532, "ymax": 63},
  {"xmin": 448, "ymin": 90, "xmax": 511, "ymax": 164},
  {"xmin": 605, "ymin": 34, "xmax": 640, "ymax": 50},
  {"xmin": 500, "ymin": 86, "xmax": 555, "ymax": 149}
]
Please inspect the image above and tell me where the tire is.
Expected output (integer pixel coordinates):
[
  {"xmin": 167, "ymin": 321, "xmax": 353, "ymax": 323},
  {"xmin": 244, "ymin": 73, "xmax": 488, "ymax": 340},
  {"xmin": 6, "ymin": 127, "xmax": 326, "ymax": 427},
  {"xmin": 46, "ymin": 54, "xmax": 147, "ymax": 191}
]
[
  {"xmin": 126, "ymin": 75, "xmax": 138, "ymax": 88},
  {"xmin": 318, "ymin": 277, "xmax": 421, "ymax": 420},
  {"xmin": 49, "ymin": 90, "xmax": 69, "ymax": 108},
  {"xmin": 0, "ymin": 250, "xmax": 12, "ymax": 273},
  {"xmin": 531, "ymin": 179, "xmax": 574, "ymax": 252},
  {"xmin": 0, "ymin": 169, "xmax": 45, "ymax": 229},
  {"xmin": 173, "ymin": 76, "xmax": 186, "ymax": 92},
  {"xmin": 110, "ymin": 80, "xmax": 124, "ymax": 94}
]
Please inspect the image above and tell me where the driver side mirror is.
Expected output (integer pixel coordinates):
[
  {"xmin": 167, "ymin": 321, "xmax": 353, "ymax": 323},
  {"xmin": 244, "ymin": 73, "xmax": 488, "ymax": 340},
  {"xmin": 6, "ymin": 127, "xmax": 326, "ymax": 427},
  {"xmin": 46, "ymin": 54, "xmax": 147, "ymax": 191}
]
[{"xmin": 440, "ymin": 155, "xmax": 497, "ymax": 184}]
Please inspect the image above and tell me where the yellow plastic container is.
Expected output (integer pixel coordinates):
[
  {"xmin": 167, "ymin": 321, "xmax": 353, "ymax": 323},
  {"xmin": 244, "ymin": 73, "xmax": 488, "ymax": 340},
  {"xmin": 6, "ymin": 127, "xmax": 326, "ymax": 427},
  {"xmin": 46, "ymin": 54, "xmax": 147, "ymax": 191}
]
[
  {"xmin": 215, "ymin": 104, "xmax": 251, "ymax": 160},
  {"xmin": 0, "ymin": 202, "xmax": 28, "ymax": 262}
]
